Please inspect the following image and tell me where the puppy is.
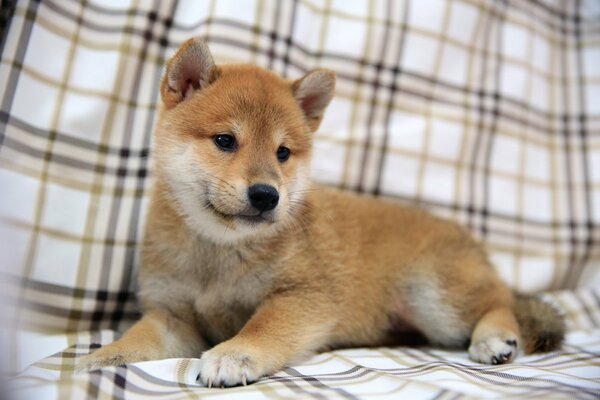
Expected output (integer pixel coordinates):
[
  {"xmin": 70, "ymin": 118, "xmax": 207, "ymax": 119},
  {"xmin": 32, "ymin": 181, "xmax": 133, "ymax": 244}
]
[{"xmin": 77, "ymin": 38, "xmax": 565, "ymax": 387}]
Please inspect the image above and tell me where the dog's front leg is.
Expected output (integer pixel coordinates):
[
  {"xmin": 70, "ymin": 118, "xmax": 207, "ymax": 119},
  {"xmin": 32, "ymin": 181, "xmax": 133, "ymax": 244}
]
[
  {"xmin": 197, "ymin": 292, "xmax": 335, "ymax": 387},
  {"xmin": 76, "ymin": 308, "xmax": 207, "ymax": 372}
]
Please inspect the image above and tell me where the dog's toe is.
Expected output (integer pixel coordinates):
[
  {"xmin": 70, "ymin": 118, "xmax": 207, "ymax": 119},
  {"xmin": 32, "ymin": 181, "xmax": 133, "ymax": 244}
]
[
  {"xmin": 469, "ymin": 336, "xmax": 518, "ymax": 365},
  {"xmin": 197, "ymin": 344, "xmax": 261, "ymax": 388}
]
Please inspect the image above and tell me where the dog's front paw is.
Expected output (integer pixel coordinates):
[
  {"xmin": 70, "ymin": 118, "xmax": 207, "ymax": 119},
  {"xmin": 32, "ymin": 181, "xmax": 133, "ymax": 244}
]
[
  {"xmin": 469, "ymin": 336, "xmax": 518, "ymax": 365},
  {"xmin": 75, "ymin": 343, "xmax": 143, "ymax": 373},
  {"xmin": 75, "ymin": 349, "xmax": 126, "ymax": 373},
  {"xmin": 197, "ymin": 342, "xmax": 266, "ymax": 388}
]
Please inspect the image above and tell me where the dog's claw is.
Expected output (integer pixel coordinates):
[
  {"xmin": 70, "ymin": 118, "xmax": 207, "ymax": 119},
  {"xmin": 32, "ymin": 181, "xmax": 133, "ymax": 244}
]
[
  {"xmin": 207, "ymin": 378, "xmax": 213, "ymax": 389},
  {"xmin": 242, "ymin": 374, "xmax": 247, "ymax": 386}
]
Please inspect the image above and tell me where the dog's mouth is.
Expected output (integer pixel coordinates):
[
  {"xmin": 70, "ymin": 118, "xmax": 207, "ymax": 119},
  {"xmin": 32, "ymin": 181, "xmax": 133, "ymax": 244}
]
[{"xmin": 206, "ymin": 201, "xmax": 274, "ymax": 225}]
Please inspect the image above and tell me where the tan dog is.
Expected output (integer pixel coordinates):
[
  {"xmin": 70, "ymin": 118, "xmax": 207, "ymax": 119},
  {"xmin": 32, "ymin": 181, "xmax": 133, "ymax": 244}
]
[{"xmin": 77, "ymin": 38, "xmax": 565, "ymax": 387}]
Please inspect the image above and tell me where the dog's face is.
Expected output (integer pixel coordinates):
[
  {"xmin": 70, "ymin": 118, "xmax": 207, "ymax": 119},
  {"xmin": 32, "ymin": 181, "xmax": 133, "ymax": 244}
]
[{"xmin": 154, "ymin": 39, "xmax": 335, "ymax": 243}]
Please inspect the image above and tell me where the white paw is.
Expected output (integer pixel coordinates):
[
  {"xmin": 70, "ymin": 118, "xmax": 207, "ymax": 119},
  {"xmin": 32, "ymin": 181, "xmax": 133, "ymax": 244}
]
[
  {"xmin": 197, "ymin": 345, "xmax": 261, "ymax": 388},
  {"xmin": 469, "ymin": 336, "xmax": 518, "ymax": 365}
]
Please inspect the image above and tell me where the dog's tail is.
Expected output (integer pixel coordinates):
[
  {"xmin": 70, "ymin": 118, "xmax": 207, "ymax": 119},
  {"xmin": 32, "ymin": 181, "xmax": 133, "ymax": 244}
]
[{"xmin": 513, "ymin": 294, "xmax": 566, "ymax": 354}]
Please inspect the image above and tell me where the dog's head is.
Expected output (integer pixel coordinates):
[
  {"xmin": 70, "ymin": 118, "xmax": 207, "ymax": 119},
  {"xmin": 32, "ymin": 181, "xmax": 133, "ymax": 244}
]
[{"xmin": 154, "ymin": 38, "xmax": 335, "ymax": 243}]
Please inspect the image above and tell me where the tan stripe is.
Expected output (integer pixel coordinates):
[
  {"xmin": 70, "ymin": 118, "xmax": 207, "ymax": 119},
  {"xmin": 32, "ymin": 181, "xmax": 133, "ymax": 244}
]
[
  {"xmin": 488, "ymin": 243, "xmax": 563, "ymax": 259},
  {"xmin": 414, "ymin": 1, "xmax": 454, "ymax": 201},
  {"xmin": 513, "ymin": 11, "xmax": 538, "ymax": 291},
  {"xmin": 551, "ymin": 1, "xmax": 573, "ymax": 290},
  {"xmin": 0, "ymin": 158, "xmax": 145, "ymax": 198},
  {"xmin": 315, "ymin": 135, "xmax": 557, "ymax": 189},
  {"xmin": 249, "ymin": 0, "xmax": 265, "ymax": 65},
  {"xmin": 207, "ymin": 0, "xmax": 218, "ymax": 38},
  {"xmin": 14, "ymin": 8, "xmax": 166, "ymax": 59},
  {"xmin": 1, "ymin": 217, "xmax": 138, "ymax": 247},
  {"xmin": 18, "ymin": 0, "xmax": 87, "ymax": 336},
  {"xmin": 174, "ymin": 359, "xmax": 198, "ymax": 399},
  {"xmin": 315, "ymin": 0, "xmax": 331, "ymax": 62},
  {"xmin": 451, "ymin": 3, "xmax": 486, "ymax": 221},
  {"xmin": 5, "ymin": 61, "xmax": 158, "ymax": 109},
  {"xmin": 339, "ymin": 0, "xmax": 374, "ymax": 188},
  {"xmin": 324, "ymin": 86, "xmax": 563, "ymax": 149}
]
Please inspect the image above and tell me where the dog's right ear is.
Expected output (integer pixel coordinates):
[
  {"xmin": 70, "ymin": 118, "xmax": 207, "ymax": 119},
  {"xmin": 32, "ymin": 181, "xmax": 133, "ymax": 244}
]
[
  {"xmin": 160, "ymin": 38, "xmax": 219, "ymax": 109},
  {"xmin": 292, "ymin": 69, "xmax": 336, "ymax": 132}
]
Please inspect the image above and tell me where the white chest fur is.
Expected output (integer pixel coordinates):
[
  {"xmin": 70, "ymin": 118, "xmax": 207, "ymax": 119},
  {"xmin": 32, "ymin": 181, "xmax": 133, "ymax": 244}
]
[{"xmin": 139, "ymin": 237, "xmax": 279, "ymax": 345}]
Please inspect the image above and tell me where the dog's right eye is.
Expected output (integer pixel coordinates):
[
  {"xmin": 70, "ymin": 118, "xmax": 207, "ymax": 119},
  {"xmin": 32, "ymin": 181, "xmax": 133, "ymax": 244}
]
[{"xmin": 214, "ymin": 134, "xmax": 237, "ymax": 151}]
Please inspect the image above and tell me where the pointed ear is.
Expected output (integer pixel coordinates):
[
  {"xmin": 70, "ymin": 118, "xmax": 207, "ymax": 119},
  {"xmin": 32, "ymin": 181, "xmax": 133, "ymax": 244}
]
[
  {"xmin": 160, "ymin": 38, "xmax": 219, "ymax": 109},
  {"xmin": 292, "ymin": 69, "xmax": 336, "ymax": 131}
]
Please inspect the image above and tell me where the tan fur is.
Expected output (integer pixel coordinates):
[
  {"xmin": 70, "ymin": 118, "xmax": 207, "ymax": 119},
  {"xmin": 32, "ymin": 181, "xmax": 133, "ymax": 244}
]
[{"xmin": 77, "ymin": 38, "xmax": 565, "ymax": 386}]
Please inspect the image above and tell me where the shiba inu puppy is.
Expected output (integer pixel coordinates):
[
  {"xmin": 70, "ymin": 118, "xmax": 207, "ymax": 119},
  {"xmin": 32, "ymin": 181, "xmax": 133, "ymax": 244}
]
[{"xmin": 77, "ymin": 38, "xmax": 565, "ymax": 387}]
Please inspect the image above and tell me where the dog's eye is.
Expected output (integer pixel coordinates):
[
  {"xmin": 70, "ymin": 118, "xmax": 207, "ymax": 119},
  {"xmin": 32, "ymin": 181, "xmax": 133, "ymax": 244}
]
[
  {"xmin": 214, "ymin": 134, "xmax": 237, "ymax": 151},
  {"xmin": 277, "ymin": 146, "xmax": 290, "ymax": 162}
]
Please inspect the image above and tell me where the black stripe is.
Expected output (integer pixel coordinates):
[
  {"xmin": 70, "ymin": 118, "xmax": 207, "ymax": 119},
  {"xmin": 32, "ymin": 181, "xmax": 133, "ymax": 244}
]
[
  {"xmin": 466, "ymin": 2, "xmax": 495, "ymax": 234},
  {"xmin": 1, "ymin": 111, "xmax": 150, "ymax": 157},
  {"xmin": 92, "ymin": 0, "xmax": 169, "ymax": 331},
  {"xmin": 481, "ymin": 1, "xmax": 507, "ymax": 238},
  {"xmin": 558, "ymin": 1, "xmax": 580, "ymax": 289},
  {"xmin": 1, "ymin": 135, "xmax": 149, "ymax": 179},
  {"xmin": 0, "ymin": 0, "xmax": 41, "ymax": 148},
  {"xmin": 563, "ymin": 0, "xmax": 595, "ymax": 288},
  {"xmin": 282, "ymin": 0, "xmax": 298, "ymax": 77},
  {"xmin": 0, "ymin": 0, "xmax": 17, "ymax": 54},
  {"xmin": 0, "ymin": 0, "xmax": 41, "ymax": 377},
  {"xmin": 267, "ymin": 0, "xmax": 282, "ymax": 70},
  {"xmin": 357, "ymin": 0, "xmax": 394, "ymax": 193},
  {"xmin": 113, "ymin": 1, "xmax": 180, "ymax": 329},
  {"xmin": 374, "ymin": 0, "xmax": 410, "ymax": 195},
  {"xmin": 18, "ymin": 298, "xmax": 140, "ymax": 322},
  {"xmin": 2, "ymin": 272, "xmax": 135, "ymax": 300},
  {"xmin": 573, "ymin": 293, "xmax": 600, "ymax": 327},
  {"xmin": 589, "ymin": 290, "xmax": 600, "ymax": 328},
  {"xmin": 282, "ymin": 367, "xmax": 359, "ymax": 400}
]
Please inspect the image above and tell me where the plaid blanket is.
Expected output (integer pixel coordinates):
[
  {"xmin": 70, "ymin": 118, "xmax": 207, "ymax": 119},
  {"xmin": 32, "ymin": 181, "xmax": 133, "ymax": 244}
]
[
  {"xmin": 1, "ymin": 0, "xmax": 599, "ymax": 398},
  {"xmin": 7, "ymin": 288, "xmax": 600, "ymax": 399}
]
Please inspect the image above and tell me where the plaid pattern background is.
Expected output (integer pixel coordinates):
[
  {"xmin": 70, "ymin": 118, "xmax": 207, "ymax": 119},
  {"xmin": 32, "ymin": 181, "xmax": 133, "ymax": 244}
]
[{"xmin": 1, "ymin": 0, "xmax": 599, "ymax": 398}]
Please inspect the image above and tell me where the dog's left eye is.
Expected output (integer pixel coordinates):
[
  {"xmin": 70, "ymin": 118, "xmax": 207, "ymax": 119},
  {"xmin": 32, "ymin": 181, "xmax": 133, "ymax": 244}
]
[
  {"xmin": 277, "ymin": 146, "xmax": 290, "ymax": 162},
  {"xmin": 214, "ymin": 134, "xmax": 237, "ymax": 151}
]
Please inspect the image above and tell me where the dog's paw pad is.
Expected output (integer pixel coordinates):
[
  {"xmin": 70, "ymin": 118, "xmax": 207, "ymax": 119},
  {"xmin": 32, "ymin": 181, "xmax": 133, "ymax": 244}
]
[{"xmin": 469, "ymin": 336, "xmax": 518, "ymax": 365}]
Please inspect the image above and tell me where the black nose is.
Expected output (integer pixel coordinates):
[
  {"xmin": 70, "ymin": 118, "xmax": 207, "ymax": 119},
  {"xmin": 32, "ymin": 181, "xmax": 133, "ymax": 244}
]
[{"xmin": 248, "ymin": 184, "xmax": 279, "ymax": 212}]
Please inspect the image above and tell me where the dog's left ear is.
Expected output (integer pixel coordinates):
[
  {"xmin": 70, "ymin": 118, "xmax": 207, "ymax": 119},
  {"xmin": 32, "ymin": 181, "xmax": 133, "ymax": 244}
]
[
  {"xmin": 292, "ymin": 69, "xmax": 336, "ymax": 131},
  {"xmin": 161, "ymin": 38, "xmax": 219, "ymax": 109}
]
